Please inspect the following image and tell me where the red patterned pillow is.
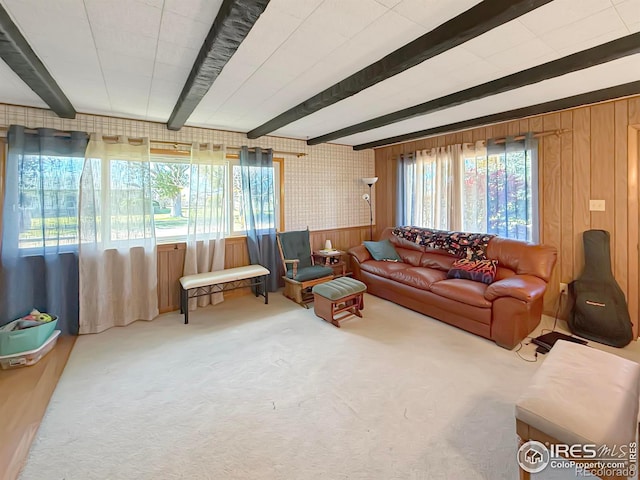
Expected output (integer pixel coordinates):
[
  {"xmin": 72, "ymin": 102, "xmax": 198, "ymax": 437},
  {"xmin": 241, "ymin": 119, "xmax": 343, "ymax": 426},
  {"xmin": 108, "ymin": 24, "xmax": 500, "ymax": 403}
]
[{"xmin": 447, "ymin": 258, "xmax": 498, "ymax": 285}]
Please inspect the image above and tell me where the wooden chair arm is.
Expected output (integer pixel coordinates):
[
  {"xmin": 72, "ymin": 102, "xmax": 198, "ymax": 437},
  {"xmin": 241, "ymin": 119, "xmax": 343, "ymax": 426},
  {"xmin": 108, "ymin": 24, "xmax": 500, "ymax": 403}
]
[{"xmin": 283, "ymin": 259, "xmax": 299, "ymax": 278}]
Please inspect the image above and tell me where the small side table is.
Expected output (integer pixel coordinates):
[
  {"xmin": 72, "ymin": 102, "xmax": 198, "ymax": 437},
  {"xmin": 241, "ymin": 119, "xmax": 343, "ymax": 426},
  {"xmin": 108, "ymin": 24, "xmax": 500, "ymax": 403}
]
[{"xmin": 313, "ymin": 249, "xmax": 347, "ymax": 277}]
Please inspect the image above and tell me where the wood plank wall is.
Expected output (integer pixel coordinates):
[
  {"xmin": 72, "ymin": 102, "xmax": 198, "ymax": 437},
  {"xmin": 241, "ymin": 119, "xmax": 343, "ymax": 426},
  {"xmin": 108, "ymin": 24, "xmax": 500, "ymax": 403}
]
[
  {"xmin": 374, "ymin": 95, "xmax": 640, "ymax": 338},
  {"xmin": 157, "ymin": 225, "xmax": 371, "ymax": 313}
]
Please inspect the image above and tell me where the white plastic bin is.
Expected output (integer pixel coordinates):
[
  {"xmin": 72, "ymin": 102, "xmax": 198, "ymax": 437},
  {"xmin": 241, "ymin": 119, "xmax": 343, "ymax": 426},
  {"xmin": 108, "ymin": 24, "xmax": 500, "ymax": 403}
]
[{"xmin": 0, "ymin": 330, "xmax": 61, "ymax": 369}]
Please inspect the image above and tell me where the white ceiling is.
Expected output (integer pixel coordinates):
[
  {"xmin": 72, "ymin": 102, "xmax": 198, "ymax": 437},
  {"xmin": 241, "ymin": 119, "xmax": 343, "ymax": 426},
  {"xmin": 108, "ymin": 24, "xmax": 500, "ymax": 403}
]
[{"xmin": 0, "ymin": 0, "xmax": 638, "ymax": 147}]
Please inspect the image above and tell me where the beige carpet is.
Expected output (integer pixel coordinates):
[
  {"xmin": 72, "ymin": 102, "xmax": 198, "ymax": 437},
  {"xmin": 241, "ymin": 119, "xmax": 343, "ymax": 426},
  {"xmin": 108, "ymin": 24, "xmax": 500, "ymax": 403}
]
[{"xmin": 19, "ymin": 293, "xmax": 640, "ymax": 480}]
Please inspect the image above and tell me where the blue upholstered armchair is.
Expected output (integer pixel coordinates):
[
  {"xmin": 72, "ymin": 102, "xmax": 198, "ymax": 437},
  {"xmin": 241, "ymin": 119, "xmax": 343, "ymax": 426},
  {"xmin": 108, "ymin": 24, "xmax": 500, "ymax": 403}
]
[{"xmin": 276, "ymin": 229, "xmax": 333, "ymax": 307}]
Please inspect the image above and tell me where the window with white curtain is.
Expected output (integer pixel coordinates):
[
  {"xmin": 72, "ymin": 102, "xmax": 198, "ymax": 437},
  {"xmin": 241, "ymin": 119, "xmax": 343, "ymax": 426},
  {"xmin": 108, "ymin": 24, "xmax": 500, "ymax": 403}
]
[
  {"xmin": 17, "ymin": 154, "xmax": 83, "ymax": 250},
  {"xmin": 150, "ymin": 154, "xmax": 282, "ymax": 241},
  {"xmin": 399, "ymin": 134, "xmax": 539, "ymax": 242},
  {"xmin": 230, "ymin": 159, "xmax": 281, "ymax": 236},
  {"xmin": 16, "ymin": 152, "xmax": 284, "ymax": 248}
]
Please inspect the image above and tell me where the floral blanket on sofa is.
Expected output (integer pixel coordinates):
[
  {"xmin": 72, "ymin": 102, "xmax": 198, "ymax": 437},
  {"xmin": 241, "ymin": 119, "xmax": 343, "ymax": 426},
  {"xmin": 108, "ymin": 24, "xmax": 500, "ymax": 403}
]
[{"xmin": 391, "ymin": 226, "xmax": 494, "ymax": 260}]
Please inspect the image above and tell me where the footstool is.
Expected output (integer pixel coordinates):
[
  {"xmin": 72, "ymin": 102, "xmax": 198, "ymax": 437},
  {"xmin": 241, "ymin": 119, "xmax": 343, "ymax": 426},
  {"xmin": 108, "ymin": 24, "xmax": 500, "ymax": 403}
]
[
  {"xmin": 312, "ymin": 277, "xmax": 366, "ymax": 327},
  {"xmin": 515, "ymin": 340, "xmax": 640, "ymax": 480}
]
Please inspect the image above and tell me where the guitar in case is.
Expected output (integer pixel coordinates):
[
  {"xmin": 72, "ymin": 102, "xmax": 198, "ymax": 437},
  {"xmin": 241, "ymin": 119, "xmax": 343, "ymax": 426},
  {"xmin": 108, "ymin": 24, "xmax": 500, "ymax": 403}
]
[{"xmin": 568, "ymin": 230, "xmax": 632, "ymax": 347}]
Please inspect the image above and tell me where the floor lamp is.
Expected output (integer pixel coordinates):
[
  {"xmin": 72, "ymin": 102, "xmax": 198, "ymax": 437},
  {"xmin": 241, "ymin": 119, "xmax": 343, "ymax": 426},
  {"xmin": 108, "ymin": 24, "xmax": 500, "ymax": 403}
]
[{"xmin": 362, "ymin": 177, "xmax": 378, "ymax": 241}]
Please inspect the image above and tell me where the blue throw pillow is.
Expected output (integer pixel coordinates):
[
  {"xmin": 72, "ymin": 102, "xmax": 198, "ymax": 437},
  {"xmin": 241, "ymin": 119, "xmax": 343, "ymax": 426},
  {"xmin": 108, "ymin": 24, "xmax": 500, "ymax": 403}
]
[{"xmin": 363, "ymin": 239, "xmax": 402, "ymax": 262}]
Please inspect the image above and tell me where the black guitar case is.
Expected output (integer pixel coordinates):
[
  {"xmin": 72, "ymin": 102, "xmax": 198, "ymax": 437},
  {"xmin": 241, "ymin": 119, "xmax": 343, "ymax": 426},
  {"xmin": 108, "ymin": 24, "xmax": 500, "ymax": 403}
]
[{"xmin": 568, "ymin": 230, "xmax": 633, "ymax": 347}]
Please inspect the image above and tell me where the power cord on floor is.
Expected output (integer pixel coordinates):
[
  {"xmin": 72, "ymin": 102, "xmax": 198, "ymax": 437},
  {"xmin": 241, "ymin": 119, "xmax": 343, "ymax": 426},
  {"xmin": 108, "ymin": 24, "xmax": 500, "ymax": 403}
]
[
  {"xmin": 541, "ymin": 289, "xmax": 564, "ymax": 335},
  {"xmin": 518, "ymin": 288, "xmax": 570, "ymax": 362},
  {"xmin": 514, "ymin": 340, "xmax": 538, "ymax": 363}
]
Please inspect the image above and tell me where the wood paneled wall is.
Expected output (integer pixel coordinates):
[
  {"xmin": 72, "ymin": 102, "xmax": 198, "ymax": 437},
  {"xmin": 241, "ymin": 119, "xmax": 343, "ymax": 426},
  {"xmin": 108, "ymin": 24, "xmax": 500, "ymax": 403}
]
[
  {"xmin": 157, "ymin": 226, "xmax": 371, "ymax": 313},
  {"xmin": 374, "ymin": 95, "xmax": 640, "ymax": 337}
]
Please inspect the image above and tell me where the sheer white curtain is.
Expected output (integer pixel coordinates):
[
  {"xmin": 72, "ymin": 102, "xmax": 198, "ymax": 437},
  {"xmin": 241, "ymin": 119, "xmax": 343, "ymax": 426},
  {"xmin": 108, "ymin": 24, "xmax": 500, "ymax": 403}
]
[
  {"xmin": 460, "ymin": 141, "xmax": 488, "ymax": 234},
  {"xmin": 183, "ymin": 143, "xmax": 227, "ymax": 310},
  {"xmin": 403, "ymin": 146, "xmax": 462, "ymax": 230},
  {"xmin": 78, "ymin": 135, "xmax": 158, "ymax": 334}
]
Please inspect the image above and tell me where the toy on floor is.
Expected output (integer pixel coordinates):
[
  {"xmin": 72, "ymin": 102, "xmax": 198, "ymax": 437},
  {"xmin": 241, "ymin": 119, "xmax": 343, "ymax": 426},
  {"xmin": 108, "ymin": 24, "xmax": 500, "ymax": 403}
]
[{"xmin": 0, "ymin": 309, "xmax": 54, "ymax": 332}]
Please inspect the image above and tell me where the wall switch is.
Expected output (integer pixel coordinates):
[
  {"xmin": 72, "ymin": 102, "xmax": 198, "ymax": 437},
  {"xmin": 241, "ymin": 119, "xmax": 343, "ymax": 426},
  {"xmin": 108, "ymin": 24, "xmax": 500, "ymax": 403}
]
[
  {"xmin": 589, "ymin": 199, "xmax": 605, "ymax": 211},
  {"xmin": 559, "ymin": 283, "xmax": 568, "ymax": 295}
]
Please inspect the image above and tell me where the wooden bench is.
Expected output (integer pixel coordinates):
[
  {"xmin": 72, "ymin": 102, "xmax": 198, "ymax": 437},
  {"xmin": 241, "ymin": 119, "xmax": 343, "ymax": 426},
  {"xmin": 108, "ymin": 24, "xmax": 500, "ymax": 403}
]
[{"xmin": 179, "ymin": 265, "xmax": 270, "ymax": 324}]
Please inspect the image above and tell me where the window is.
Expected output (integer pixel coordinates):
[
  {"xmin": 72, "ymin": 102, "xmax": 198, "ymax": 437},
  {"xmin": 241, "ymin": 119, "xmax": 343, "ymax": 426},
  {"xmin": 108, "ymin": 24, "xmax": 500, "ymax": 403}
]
[
  {"xmin": 150, "ymin": 154, "xmax": 282, "ymax": 241},
  {"xmin": 18, "ymin": 154, "xmax": 83, "ymax": 250},
  {"xmin": 230, "ymin": 160, "xmax": 281, "ymax": 236},
  {"xmin": 150, "ymin": 156, "xmax": 192, "ymax": 241},
  {"xmin": 399, "ymin": 136, "xmax": 538, "ymax": 242},
  {"xmin": 461, "ymin": 138, "xmax": 538, "ymax": 242},
  {"xmin": 14, "ymin": 150, "xmax": 283, "ymax": 249}
]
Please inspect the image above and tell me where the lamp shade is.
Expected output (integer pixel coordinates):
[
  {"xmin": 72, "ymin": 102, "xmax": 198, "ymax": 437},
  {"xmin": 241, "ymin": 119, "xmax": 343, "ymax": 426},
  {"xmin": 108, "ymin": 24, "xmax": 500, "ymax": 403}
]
[{"xmin": 362, "ymin": 177, "xmax": 378, "ymax": 186}]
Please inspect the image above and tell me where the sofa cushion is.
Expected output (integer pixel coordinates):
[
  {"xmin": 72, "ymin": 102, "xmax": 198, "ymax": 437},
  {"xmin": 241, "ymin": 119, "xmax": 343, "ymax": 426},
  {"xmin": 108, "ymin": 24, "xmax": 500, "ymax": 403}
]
[
  {"xmin": 360, "ymin": 260, "xmax": 410, "ymax": 279},
  {"xmin": 495, "ymin": 266, "xmax": 516, "ymax": 281},
  {"xmin": 430, "ymin": 279, "xmax": 492, "ymax": 309},
  {"xmin": 396, "ymin": 247, "xmax": 423, "ymax": 266},
  {"xmin": 389, "ymin": 267, "xmax": 448, "ymax": 290},
  {"xmin": 363, "ymin": 239, "xmax": 402, "ymax": 262},
  {"xmin": 420, "ymin": 252, "xmax": 456, "ymax": 271},
  {"xmin": 447, "ymin": 258, "xmax": 498, "ymax": 285},
  {"xmin": 486, "ymin": 236, "xmax": 557, "ymax": 281}
]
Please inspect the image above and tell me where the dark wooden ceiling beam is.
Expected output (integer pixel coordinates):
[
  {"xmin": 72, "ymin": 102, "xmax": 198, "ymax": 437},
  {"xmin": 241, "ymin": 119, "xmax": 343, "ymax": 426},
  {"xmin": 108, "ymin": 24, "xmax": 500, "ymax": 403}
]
[
  {"xmin": 353, "ymin": 81, "xmax": 640, "ymax": 150},
  {"xmin": 246, "ymin": 0, "xmax": 553, "ymax": 139},
  {"xmin": 309, "ymin": 33, "xmax": 640, "ymax": 145},
  {"xmin": 167, "ymin": 0, "xmax": 270, "ymax": 131},
  {"xmin": 0, "ymin": 4, "xmax": 75, "ymax": 118}
]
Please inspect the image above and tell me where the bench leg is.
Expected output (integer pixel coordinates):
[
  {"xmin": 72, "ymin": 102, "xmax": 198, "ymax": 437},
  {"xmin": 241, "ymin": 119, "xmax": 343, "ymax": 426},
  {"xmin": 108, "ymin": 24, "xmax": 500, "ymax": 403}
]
[
  {"xmin": 181, "ymin": 287, "xmax": 189, "ymax": 324},
  {"xmin": 264, "ymin": 276, "xmax": 269, "ymax": 304}
]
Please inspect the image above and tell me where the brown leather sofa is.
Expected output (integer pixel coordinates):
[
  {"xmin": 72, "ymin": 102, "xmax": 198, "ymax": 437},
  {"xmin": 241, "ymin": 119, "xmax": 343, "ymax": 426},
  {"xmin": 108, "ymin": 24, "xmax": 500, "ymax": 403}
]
[{"xmin": 348, "ymin": 228, "xmax": 557, "ymax": 349}]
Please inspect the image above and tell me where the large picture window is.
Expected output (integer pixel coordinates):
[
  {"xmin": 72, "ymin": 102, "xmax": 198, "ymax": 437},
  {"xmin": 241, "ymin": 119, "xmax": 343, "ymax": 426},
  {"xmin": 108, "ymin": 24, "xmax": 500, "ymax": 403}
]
[
  {"xmin": 15, "ymin": 152, "xmax": 283, "ymax": 249},
  {"xmin": 149, "ymin": 154, "xmax": 282, "ymax": 242},
  {"xmin": 399, "ymin": 135, "xmax": 538, "ymax": 242}
]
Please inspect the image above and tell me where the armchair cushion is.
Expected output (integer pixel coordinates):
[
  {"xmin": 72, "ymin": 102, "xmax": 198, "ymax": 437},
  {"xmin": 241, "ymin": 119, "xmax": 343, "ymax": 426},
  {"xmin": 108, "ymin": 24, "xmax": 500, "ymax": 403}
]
[
  {"xmin": 286, "ymin": 265, "xmax": 333, "ymax": 282},
  {"xmin": 279, "ymin": 230, "xmax": 313, "ymax": 270}
]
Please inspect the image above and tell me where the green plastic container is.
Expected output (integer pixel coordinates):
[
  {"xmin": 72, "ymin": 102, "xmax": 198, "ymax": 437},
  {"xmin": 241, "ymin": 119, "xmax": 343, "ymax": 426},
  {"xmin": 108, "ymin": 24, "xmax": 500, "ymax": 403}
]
[{"xmin": 0, "ymin": 317, "xmax": 58, "ymax": 356}]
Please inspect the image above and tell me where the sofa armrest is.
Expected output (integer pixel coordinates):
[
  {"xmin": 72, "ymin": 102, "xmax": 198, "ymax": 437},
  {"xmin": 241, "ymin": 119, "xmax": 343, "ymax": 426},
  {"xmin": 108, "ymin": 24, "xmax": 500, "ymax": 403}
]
[
  {"xmin": 484, "ymin": 275, "xmax": 547, "ymax": 302},
  {"xmin": 348, "ymin": 245, "xmax": 371, "ymax": 264}
]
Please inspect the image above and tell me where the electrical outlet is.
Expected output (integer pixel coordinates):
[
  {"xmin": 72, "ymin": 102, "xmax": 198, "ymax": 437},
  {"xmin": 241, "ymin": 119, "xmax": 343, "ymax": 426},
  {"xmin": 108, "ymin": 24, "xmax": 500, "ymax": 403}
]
[{"xmin": 559, "ymin": 283, "xmax": 568, "ymax": 295}]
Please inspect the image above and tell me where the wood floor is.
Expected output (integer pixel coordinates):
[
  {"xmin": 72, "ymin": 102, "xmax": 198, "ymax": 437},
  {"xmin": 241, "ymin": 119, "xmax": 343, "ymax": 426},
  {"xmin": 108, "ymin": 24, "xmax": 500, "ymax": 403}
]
[{"xmin": 0, "ymin": 335, "xmax": 76, "ymax": 480}]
